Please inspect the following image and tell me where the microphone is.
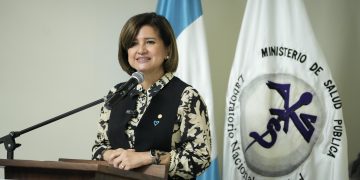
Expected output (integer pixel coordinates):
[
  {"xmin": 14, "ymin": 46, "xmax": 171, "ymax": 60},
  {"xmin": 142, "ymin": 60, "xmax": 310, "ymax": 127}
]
[{"xmin": 105, "ymin": 71, "xmax": 144, "ymax": 109}]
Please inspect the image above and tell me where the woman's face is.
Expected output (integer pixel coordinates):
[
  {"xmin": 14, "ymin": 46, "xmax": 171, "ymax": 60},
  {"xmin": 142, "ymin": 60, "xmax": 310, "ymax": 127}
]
[{"xmin": 127, "ymin": 25, "xmax": 168, "ymax": 76}]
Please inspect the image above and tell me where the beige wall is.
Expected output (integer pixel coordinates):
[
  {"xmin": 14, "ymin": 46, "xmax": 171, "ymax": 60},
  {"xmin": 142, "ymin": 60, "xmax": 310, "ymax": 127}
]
[{"xmin": 0, "ymin": 0, "xmax": 359, "ymax": 178}]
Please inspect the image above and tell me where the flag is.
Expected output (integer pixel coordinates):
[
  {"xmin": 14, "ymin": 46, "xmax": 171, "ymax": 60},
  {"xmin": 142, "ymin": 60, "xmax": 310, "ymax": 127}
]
[
  {"xmin": 156, "ymin": 0, "xmax": 220, "ymax": 179},
  {"xmin": 223, "ymin": 0, "xmax": 348, "ymax": 179}
]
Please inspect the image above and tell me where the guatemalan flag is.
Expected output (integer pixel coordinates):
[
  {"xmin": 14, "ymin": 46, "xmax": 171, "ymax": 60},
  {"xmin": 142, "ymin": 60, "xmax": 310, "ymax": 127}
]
[
  {"xmin": 223, "ymin": 0, "xmax": 348, "ymax": 179},
  {"xmin": 156, "ymin": 0, "xmax": 220, "ymax": 180}
]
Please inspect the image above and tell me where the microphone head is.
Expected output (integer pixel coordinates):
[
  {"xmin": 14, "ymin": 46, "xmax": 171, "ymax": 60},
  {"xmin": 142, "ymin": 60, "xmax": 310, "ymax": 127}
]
[{"xmin": 132, "ymin": 71, "xmax": 144, "ymax": 83}]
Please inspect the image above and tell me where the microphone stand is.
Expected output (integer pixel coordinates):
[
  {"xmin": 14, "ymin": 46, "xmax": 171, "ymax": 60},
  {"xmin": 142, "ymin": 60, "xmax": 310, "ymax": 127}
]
[
  {"xmin": 0, "ymin": 72, "xmax": 141, "ymax": 160},
  {"xmin": 0, "ymin": 97, "xmax": 105, "ymax": 159}
]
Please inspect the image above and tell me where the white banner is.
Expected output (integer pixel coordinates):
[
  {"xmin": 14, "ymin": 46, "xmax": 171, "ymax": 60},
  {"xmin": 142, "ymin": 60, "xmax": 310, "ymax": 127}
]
[{"xmin": 223, "ymin": 0, "xmax": 348, "ymax": 179}]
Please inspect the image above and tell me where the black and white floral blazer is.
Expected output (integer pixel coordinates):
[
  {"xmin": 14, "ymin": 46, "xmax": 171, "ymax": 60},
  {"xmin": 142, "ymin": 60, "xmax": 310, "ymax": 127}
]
[{"xmin": 92, "ymin": 72, "xmax": 211, "ymax": 179}]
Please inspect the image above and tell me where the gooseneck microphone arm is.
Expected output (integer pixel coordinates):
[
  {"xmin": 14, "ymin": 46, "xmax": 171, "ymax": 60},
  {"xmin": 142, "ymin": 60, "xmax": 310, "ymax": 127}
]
[
  {"xmin": 0, "ymin": 97, "xmax": 105, "ymax": 160},
  {"xmin": 0, "ymin": 71, "xmax": 144, "ymax": 159},
  {"xmin": 104, "ymin": 71, "xmax": 144, "ymax": 109}
]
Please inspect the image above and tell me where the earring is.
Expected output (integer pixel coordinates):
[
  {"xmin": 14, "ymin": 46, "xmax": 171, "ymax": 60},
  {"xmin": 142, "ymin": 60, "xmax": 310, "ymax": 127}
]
[{"xmin": 165, "ymin": 55, "xmax": 170, "ymax": 60}]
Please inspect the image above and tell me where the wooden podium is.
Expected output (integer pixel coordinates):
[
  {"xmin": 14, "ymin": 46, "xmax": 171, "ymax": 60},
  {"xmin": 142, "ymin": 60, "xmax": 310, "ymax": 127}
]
[{"xmin": 0, "ymin": 158, "xmax": 168, "ymax": 179}]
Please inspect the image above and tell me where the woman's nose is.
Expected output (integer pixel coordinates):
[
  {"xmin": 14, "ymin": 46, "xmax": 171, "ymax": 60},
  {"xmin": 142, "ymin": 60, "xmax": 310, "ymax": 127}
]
[{"xmin": 137, "ymin": 44, "xmax": 147, "ymax": 54}]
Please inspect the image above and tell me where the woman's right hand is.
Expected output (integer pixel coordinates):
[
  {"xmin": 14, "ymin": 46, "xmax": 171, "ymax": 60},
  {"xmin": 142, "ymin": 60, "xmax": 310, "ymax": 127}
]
[
  {"xmin": 102, "ymin": 148, "xmax": 124, "ymax": 163},
  {"xmin": 102, "ymin": 148, "xmax": 153, "ymax": 170}
]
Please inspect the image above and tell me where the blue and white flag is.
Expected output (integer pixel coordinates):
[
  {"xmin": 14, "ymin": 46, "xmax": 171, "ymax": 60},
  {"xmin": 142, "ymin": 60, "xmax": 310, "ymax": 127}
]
[
  {"xmin": 157, "ymin": 0, "xmax": 219, "ymax": 180},
  {"xmin": 223, "ymin": 0, "xmax": 348, "ymax": 179}
]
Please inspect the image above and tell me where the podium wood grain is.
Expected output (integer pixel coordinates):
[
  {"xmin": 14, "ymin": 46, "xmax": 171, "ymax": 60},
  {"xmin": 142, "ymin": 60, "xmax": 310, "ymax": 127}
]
[{"xmin": 0, "ymin": 158, "xmax": 168, "ymax": 180}]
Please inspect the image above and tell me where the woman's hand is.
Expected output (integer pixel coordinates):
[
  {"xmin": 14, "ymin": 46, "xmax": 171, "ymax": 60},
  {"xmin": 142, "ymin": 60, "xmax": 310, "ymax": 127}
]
[{"xmin": 102, "ymin": 148, "xmax": 153, "ymax": 170}]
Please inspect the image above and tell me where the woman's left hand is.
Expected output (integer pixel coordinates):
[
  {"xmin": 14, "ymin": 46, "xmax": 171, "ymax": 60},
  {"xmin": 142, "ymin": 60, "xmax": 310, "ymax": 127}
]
[{"xmin": 111, "ymin": 149, "xmax": 152, "ymax": 170}]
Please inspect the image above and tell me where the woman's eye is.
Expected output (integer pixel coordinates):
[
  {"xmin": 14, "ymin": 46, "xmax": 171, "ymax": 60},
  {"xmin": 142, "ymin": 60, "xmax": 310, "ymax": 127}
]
[{"xmin": 146, "ymin": 40, "xmax": 155, "ymax": 44}]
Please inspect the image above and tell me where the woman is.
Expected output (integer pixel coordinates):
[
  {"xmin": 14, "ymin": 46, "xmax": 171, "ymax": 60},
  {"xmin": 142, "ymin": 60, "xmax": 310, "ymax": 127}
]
[{"xmin": 92, "ymin": 12, "xmax": 211, "ymax": 179}]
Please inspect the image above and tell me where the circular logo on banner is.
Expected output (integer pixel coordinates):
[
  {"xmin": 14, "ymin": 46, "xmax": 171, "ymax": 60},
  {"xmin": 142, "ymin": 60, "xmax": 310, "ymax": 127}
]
[{"xmin": 240, "ymin": 74, "xmax": 325, "ymax": 177}]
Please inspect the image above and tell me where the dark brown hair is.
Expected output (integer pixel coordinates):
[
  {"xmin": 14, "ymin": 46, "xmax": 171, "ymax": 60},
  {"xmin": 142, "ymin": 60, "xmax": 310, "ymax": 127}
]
[{"xmin": 118, "ymin": 12, "xmax": 178, "ymax": 75}]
